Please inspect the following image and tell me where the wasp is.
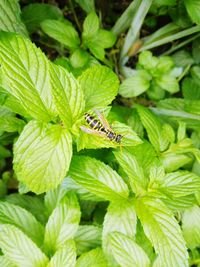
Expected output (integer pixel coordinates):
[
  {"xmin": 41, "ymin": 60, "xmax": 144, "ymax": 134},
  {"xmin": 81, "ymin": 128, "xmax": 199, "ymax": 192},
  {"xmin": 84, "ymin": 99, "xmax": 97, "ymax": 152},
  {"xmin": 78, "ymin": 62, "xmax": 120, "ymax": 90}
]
[{"xmin": 80, "ymin": 110, "xmax": 123, "ymax": 143}]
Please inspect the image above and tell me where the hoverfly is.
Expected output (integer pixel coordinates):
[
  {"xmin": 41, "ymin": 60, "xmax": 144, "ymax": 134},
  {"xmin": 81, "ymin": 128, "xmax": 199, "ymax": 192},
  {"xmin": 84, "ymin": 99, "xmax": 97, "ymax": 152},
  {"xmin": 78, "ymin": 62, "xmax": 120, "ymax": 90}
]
[{"xmin": 80, "ymin": 109, "xmax": 123, "ymax": 143}]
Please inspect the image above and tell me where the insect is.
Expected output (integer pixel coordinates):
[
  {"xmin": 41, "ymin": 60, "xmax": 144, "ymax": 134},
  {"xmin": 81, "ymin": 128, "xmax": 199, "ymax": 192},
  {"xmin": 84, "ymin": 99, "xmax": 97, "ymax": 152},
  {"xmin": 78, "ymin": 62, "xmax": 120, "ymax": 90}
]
[{"xmin": 80, "ymin": 110, "xmax": 123, "ymax": 143}]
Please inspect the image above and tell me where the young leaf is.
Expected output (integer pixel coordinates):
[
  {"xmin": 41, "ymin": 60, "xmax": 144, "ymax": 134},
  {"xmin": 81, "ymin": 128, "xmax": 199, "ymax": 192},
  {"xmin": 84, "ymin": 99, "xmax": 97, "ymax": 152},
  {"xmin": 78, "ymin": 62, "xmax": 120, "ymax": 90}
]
[
  {"xmin": 44, "ymin": 193, "xmax": 80, "ymax": 254},
  {"xmin": 95, "ymin": 29, "xmax": 116, "ymax": 48},
  {"xmin": 0, "ymin": 0, "xmax": 28, "ymax": 36},
  {"xmin": 75, "ymin": 0, "xmax": 95, "ymax": 13},
  {"xmin": 0, "ymin": 256, "xmax": 16, "ymax": 267},
  {"xmin": 83, "ymin": 12, "xmax": 99, "ymax": 38},
  {"xmin": 0, "ymin": 202, "xmax": 44, "ymax": 246},
  {"xmin": 156, "ymin": 75, "xmax": 179, "ymax": 94},
  {"xmin": 108, "ymin": 232, "xmax": 150, "ymax": 267},
  {"xmin": 156, "ymin": 171, "xmax": 200, "ymax": 198},
  {"xmin": 76, "ymin": 248, "xmax": 109, "ymax": 267},
  {"xmin": 41, "ymin": 20, "xmax": 80, "ymax": 49},
  {"xmin": 75, "ymin": 225, "xmax": 102, "ymax": 255},
  {"xmin": 184, "ymin": 0, "xmax": 200, "ymax": 25},
  {"xmin": 0, "ymin": 32, "xmax": 55, "ymax": 121},
  {"xmin": 136, "ymin": 105, "xmax": 169, "ymax": 152},
  {"xmin": 78, "ymin": 65, "xmax": 119, "ymax": 110},
  {"xmin": 182, "ymin": 205, "xmax": 200, "ymax": 249},
  {"xmin": 68, "ymin": 156, "xmax": 129, "ymax": 201},
  {"xmin": 135, "ymin": 197, "xmax": 188, "ymax": 267},
  {"xmin": 119, "ymin": 70, "xmax": 151, "ymax": 98},
  {"xmin": 114, "ymin": 149, "xmax": 148, "ymax": 194},
  {"xmin": 22, "ymin": 3, "xmax": 63, "ymax": 33},
  {"xmin": 47, "ymin": 240, "xmax": 76, "ymax": 267},
  {"xmin": 14, "ymin": 120, "xmax": 72, "ymax": 194},
  {"xmin": 50, "ymin": 63, "xmax": 85, "ymax": 128},
  {"xmin": 0, "ymin": 224, "xmax": 49, "ymax": 267}
]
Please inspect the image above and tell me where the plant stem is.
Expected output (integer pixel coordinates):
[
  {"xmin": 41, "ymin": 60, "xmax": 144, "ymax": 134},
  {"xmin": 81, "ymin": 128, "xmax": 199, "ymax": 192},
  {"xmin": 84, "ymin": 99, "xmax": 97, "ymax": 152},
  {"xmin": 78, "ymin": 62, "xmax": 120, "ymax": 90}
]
[{"xmin": 68, "ymin": 0, "xmax": 82, "ymax": 32}]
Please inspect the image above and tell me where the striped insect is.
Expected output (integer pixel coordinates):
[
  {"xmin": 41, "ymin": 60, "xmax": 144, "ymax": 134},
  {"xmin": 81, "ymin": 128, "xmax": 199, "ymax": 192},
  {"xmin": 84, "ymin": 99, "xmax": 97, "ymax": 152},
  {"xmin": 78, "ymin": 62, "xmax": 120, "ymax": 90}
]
[{"xmin": 80, "ymin": 110, "xmax": 123, "ymax": 143}]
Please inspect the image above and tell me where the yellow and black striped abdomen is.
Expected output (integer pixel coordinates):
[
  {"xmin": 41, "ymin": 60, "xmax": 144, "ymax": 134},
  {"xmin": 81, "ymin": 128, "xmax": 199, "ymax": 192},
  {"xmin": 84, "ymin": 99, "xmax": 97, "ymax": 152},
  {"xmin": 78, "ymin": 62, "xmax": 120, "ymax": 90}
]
[{"xmin": 84, "ymin": 113, "xmax": 106, "ymax": 132}]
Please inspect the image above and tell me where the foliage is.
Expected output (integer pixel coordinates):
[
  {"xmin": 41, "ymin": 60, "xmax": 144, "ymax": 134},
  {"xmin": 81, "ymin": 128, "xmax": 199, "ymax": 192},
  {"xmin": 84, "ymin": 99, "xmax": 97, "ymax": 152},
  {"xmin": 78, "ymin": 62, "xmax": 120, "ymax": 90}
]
[{"xmin": 0, "ymin": 0, "xmax": 200, "ymax": 266}]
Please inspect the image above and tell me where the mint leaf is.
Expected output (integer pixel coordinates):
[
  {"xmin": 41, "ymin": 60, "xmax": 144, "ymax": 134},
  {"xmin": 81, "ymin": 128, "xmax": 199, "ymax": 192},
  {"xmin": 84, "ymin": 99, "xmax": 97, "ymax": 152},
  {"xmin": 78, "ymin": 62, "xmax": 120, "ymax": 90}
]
[
  {"xmin": 0, "ymin": 202, "xmax": 44, "ymax": 246},
  {"xmin": 14, "ymin": 120, "xmax": 72, "ymax": 194},
  {"xmin": 135, "ymin": 197, "xmax": 188, "ymax": 267},
  {"xmin": 47, "ymin": 240, "xmax": 76, "ymax": 267},
  {"xmin": 182, "ymin": 205, "xmax": 200, "ymax": 249},
  {"xmin": 75, "ymin": 225, "xmax": 102, "ymax": 255},
  {"xmin": 119, "ymin": 70, "xmax": 151, "ymax": 98},
  {"xmin": 76, "ymin": 248, "xmax": 108, "ymax": 267},
  {"xmin": 0, "ymin": 32, "xmax": 55, "ymax": 121},
  {"xmin": 156, "ymin": 75, "xmax": 179, "ymax": 94},
  {"xmin": 0, "ymin": 256, "xmax": 15, "ymax": 267},
  {"xmin": 83, "ymin": 12, "xmax": 99, "ymax": 38},
  {"xmin": 184, "ymin": 0, "xmax": 200, "ymax": 25},
  {"xmin": 78, "ymin": 65, "xmax": 119, "ymax": 110},
  {"xmin": 41, "ymin": 20, "xmax": 80, "ymax": 49},
  {"xmin": 0, "ymin": 224, "xmax": 49, "ymax": 267},
  {"xmin": 70, "ymin": 49, "xmax": 89, "ymax": 68},
  {"xmin": 136, "ymin": 105, "xmax": 169, "ymax": 152},
  {"xmin": 50, "ymin": 63, "xmax": 85, "ymax": 128},
  {"xmin": 114, "ymin": 150, "xmax": 148, "ymax": 195},
  {"xmin": 108, "ymin": 232, "xmax": 150, "ymax": 267},
  {"xmin": 94, "ymin": 29, "xmax": 116, "ymax": 48},
  {"xmin": 75, "ymin": 0, "xmax": 95, "ymax": 13},
  {"xmin": 0, "ymin": 0, "xmax": 28, "ymax": 36},
  {"xmin": 22, "ymin": 3, "xmax": 63, "ymax": 33},
  {"xmin": 44, "ymin": 193, "xmax": 80, "ymax": 254},
  {"xmin": 69, "ymin": 156, "xmax": 129, "ymax": 201}
]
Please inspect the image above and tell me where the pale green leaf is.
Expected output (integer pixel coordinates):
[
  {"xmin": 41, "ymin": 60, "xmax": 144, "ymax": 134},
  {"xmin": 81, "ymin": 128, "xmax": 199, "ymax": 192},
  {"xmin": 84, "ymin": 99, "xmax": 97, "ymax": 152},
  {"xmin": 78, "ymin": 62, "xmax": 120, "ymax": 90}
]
[
  {"xmin": 75, "ymin": 225, "xmax": 102, "ymax": 255},
  {"xmin": 0, "ymin": 0, "xmax": 28, "ymax": 36},
  {"xmin": 47, "ymin": 240, "xmax": 76, "ymax": 267},
  {"xmin": 114, "ymin": 149, "xmax": 148, "ymax": 194},
  {"xmin": 119, "ymin": 70, "xmax": 151, "ymax": 97},
  {"xmin": 182, "ymin": 205, "xmax": 200, "ymax": 248},
  {"xmin": 156, "ymin": 75, "xmax": 179, "ymax": 94},
  {"xmin": 75, "ymin": 0, "xmax": 95, "ymax": 13},
  {"xmin": 162, "ymin": 194, "xmax": 197, "ymax": 212},
  {"xmin": 87, "ymin": 43, "xmax": 105, "ymax": 60},
  {"xmin": 70, "ymin": 49, "xmax": 89, "ymax": 68},
  {"xmin": 157, "ymin": 171, "xmax": 200, "ymax": 198},
  {"xmin": 44, "ymin": 193, "xmax": 80, "ymax": 254},
  {"xmin": 50, "ymin": 63, "xmax": 85, "ymax": 128},
  {"xmin": 14, "ymin": 120, "xmax": 72, "ymax": 194},
  {"xmin": 22, "ymin": 3, "xmax": 63, "ymax": 33},
  {"xmin": 0, "ymin": 109, "xmax": 25, "ymax": 133},
  {"xmin": 78, "ymin": 65, "xmax": 119, "ymax": 110},
  {"xmin": 76, "ymin": 248, "xmax": 108, "ymax": 267},
  {"xmin": 0, "ymin": 224, "xmax": 49, "ymax": 267},
  {"xmin": 136, "ymin": 105, "xmax": 169, "ymax": 152},
  {"xmin": 69, "ymin": 156, "xmax": 129, "ymax": 201},
  {"xmin": 5, "ymin": 194, "xmax": 46, "ymax": 224},
  {"xmin": 108, "ymin": 232, "xmax": 150, "ymax": 267},
  {"xmin": 0, "ymin": 32, "xmax": 55, "ymax": 121},
  {"xmin": 41, "ymin": 20, "xmax": 80, "ymax": 49},
  {"xmin": 0, "ymin": 255, "xmax": 16, "ymax": 267},
  {"xmin": 83, "ymin": 12, "xmax": 99, "ymax": 39},
  {"xmin": 135, "ymin": 197, "xmax": 188, "ymax": 267},
  {"xmin": 184, "ymin": 0, "xmax": 200, "ymax": 25},
  {"xmin": 94, "ymin": 29, "xmax": 116, "ymax": 48},
  {"xmin": 0, "ymin": 201, "xmax": 44, "ymax": 246}
]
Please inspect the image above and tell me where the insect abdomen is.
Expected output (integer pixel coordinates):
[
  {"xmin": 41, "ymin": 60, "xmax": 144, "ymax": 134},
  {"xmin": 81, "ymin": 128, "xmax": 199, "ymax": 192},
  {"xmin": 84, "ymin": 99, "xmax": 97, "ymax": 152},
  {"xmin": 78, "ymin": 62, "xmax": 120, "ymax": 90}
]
[{"xmin": 84, "ymin": 113, "xmax": 105, "ymax": 132}]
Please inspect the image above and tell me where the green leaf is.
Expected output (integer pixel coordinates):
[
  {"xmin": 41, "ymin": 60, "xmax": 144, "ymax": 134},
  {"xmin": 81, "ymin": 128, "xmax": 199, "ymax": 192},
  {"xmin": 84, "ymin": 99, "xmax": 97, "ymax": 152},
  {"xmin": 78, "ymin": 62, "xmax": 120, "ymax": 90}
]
[
  {"xmin": 5, "ymin": 193, "xmax": 46, "ymax": 224},
  {"xmin": 184, "ymin": 0, "xmax": 200, "ymax": 25},
  {"xmin": 0, "ymin": 32, "xmax": 55, "ymax": 121},
  {"xmin": 172, "ymin": 50, "xmax": 194, "ymax": 67},
  {"xmin": 156, "ymin": 75, "xmax": 179, "ymax": 94},
  {"xmin": 0, "ymin": 201, "xmax": 44, "ymax": 246},
  {"xmin": 95, "ymin": 29, "xmax": 116, "ymax": 48},
  {"xmin": 119, "ymin": 70, "xmax": 151, "ymax": 97},
  {"xmin": 41, "ymin": 19, "xmax": 80, "ymax": 49},
  {"xmin": 14, "ymin": 120, "xmax": 72, "ymax": 194},
  {"xmin": 182, "ymin": 205, "xmax": 200, "ymax": 248},
  {"xmin": 87, "ymin": 42, "xmax": 105, "ymax": 60},
  {"xmin": 75, "ymin": 0, "xmax": 95, "ymax": 13},
  {"xmin": 0, "ymin": 224, "xmax": 49, "ymax": 267},
  {"xmin": 69, "ymin": 156, "xmax": 129, "ymax": 201},
  {"xmin": 135, "ymin": 197, "xmax": 188, "ymax": 267},
  {"xmin": 136, "ymin": 105, "xmax": 169, "ymax": 152},
  {"xmin": 75, "ymin": 225, "xmax": 102, "ymax": 255},
  {"xmin": 0, "ymin": 0, "xmax": 28, "ymax": 36},
  {"xmin": 70, "ymin": 49, "xmax": 89, "ymax": 68},
  {"xmin": 163, "ymin": 194, "xmax": 197, "ymax": 212},
  {"xmin": 83, "ymin": 12, "xmax": 99, "ymax": 39},
  {"xmin": 47, "ymin": 240, "xmax": 76, "ymax": 267},
  {"xmin": 156, "ymin": 171, "xmax": 200, "ymax": 198},
  {"xmin": 50, "ymin": 63, "xmax": 85, "ymax": 128},
  {"xmin": 44, "ymin": 193, "xmax": 80, "ymax": 254},
  {"xmin": 76, "ymin": 248, "xmax": 108, "ymax": 267},
  {"xmin": 0, "ymin": 256, "xmax": 16, "ymax": 267},
  {"xmin": 114, "ymin": 150, "xmax": 148, "ymax": 194},
  {"xmin": 22, "ymin": 3, "xmax": 63, "ymax": 33},
  {"xmin": 78, "ymin": 65, "xmax": 119, "ymax": 110},
  {"xmin": 108, "ymin": 232, "xmax": 150, "ymax": 267},
  {"xmin": 138, "ymin": 51, "xmax": 159, "ymax": 70}
]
